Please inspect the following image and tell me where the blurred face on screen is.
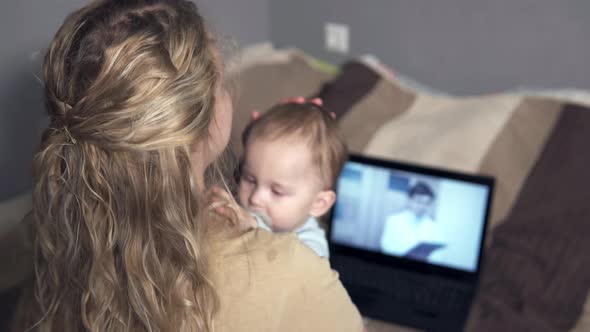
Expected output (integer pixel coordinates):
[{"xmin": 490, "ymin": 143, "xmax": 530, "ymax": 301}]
[{"xmin": 407, "ymin": 194, "xmax": 433, "ymax": 218}]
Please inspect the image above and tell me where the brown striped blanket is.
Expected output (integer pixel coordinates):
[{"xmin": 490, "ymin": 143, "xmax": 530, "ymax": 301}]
[{"xmin": 230, "ymin": 48, "xmax": 590, "ymax": 332}]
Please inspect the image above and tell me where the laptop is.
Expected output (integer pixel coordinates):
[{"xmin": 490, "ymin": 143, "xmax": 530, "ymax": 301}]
[{"xmin": 328, "ymin": 154, "xmax": 494, "ymax": 332}]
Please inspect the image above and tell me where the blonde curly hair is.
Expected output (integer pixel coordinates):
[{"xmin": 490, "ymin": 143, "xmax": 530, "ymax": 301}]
[{"xmin": 18, "ymin": 1, "xmax": 234, "ymax": 331}]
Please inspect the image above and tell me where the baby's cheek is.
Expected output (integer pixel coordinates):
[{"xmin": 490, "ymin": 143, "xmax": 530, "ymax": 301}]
[{"xmin": 272, "ymin": 214, "xmax": 299, "ymax": 232}]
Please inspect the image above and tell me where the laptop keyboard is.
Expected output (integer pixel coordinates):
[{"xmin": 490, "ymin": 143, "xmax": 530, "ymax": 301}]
[{"xmin": 331, "ymin": 256, "xmax": 473, "ymax": 311}]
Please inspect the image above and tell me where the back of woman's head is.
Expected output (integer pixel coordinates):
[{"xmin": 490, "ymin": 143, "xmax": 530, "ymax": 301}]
[{"xmin": 26, "ymin": 1, "xmax": 224, "ymax": 331}]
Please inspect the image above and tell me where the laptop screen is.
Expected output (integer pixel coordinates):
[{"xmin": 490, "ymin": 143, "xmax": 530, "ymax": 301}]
[{"xmin": 330, "ymin": 158, "xmax": 492, "ymax": 273}]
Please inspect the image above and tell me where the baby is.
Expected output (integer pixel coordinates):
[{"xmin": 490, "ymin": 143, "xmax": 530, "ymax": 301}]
[{"xmin": 238, "ymin": 98, "xmax": 347, "ymax": 258}]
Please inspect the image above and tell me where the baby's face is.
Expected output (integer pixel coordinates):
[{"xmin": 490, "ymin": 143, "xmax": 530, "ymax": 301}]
[{"xmin": 238, "ymin": 136, "xmax": 324, "ymax": 232}]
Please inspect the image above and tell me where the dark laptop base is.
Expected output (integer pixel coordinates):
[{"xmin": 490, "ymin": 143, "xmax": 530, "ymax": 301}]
[
  {"xmin": 332, "ymin": 255, "xmax": 476, "ymax": 332},
  {"xmin": 346, "ymin": 283, "xmax": 470, "ymax": 332}
]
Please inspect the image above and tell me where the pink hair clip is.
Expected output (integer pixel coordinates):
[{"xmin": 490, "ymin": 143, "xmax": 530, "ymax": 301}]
[
  {"xmin": 283, "ymin": 96, "xmax": 336, "ymax": 119},
  {"xmin": 250, "ymin": 97, "xmax": 336, "ymax": 121},
  {"xmin": 281, "ymin": 96, "xmax": 323, "ymax": 107},
  {"xmin": 309, "ymin": 97, "xmax": 323, "ymax": 107}
]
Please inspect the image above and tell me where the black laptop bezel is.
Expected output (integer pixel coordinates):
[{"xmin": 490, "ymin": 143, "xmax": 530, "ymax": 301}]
[{"xmin": 327, "ymin": 153, "xmax": 495, "ymax": 281}]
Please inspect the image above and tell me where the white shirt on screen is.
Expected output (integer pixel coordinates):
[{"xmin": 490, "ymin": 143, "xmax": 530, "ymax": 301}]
[{"xmin": 380, "ymin": 210, "xmax": 446, "ymax": 261}]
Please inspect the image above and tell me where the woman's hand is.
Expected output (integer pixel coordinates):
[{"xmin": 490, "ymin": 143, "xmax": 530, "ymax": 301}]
[{"xmin": 208, "ymin": 186, "xmax": 258, "ymax": 231}]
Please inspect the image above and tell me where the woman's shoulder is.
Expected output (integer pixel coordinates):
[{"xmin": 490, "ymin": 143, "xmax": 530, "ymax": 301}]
[
  {"xmin": 212, "ymin": 226, "xmax": 340, "ymax": 294},
  {"xmin": 215, "ymin": 228, "xmax": 306, "ymax": 267},
  {"xmin": 211, "ymin": 228, "xmax": 311, "ymax": 310},
  {"xmin": 212, "ymin": 228, "xmax": 363, "ymax": 332}
]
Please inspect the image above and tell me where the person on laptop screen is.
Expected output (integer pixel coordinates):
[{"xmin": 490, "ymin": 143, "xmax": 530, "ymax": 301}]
[{"xmin": 380, "ymin": 182, "xmax": 446, "ymax": 262}]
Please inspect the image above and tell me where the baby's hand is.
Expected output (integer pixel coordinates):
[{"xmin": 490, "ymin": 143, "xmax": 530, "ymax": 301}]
[{"xmin": 208, "ymin": 187, "xmax": 258, "ymax": 231}]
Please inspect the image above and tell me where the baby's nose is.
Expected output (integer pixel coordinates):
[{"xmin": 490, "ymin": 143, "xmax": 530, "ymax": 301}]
[{"xmin": 249, "ymin": 190, "xmax": 265, "ymax": 208}]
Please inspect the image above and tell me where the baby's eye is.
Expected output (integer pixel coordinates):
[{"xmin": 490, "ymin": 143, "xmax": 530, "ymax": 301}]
[
  {"xmin": 242, "ymin": 174, "xmax": 256, "ymax": 184},
  {"xmin": 271, "ymin": 188, "xmax": 286, "ymax": 196}
]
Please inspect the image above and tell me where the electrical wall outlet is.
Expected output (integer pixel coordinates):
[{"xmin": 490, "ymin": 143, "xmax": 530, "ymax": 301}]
[{"xmin": 324, "ymin": 22, "xmax": 350, "ymax": 54}]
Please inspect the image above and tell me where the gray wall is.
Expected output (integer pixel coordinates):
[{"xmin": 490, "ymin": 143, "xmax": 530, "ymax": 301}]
[
  {"xmin": 0, "ymin": 0, "xmax": 89, "ymax": 201},
  {"xmin": 0, "ymin": 0, "xmax": 269, "ymax": 201},
  {"xmin": 199, "ymin": 0, "xmax": 269, "ymax": 48},
  {"xmin": 270, "ymin": 0, "xmax": 590, "ymax": 95}
]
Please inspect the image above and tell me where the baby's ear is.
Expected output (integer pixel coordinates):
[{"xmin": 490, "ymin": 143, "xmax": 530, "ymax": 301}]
[{"xmin": 309, "ymin": 190, "xmax": 336, "ymax": 218}]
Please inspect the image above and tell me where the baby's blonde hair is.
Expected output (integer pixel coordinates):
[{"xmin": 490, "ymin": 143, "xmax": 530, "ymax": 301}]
[
  {"xmin": 22, "ymin": 1, "xmax": 228, "ymax": 331},
  {"xmin": 242, "ymin": 102, "xmax": 348, "ymax": 189}
]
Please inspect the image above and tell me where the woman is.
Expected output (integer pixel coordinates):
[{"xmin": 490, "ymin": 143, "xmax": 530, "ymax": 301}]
[{"xmin": 12, "ymin": 0, "xmax": 363, "ymax": 331}]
